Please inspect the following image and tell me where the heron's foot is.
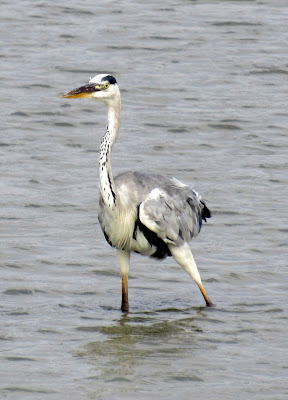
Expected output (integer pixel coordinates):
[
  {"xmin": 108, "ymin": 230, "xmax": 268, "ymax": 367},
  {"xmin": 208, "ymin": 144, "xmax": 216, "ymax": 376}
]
[
  {"xmin": 121, "ymin": 301, "xmax": 129, "ymax": 313},
  {"xmin": 197, "ymin": 282, "xmax": 213, "ymax": 308},
  {"xmin": 121, "ymin": 274, "xmax": 129, "ymax": 313},
  {"xmin": 205, "ymin": 300, "xmax": 214, "ymax": 307}
]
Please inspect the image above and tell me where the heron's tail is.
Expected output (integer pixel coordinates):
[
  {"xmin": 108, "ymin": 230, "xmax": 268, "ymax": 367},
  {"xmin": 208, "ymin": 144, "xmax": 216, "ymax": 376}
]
[{"xmin": 200, "ymin": 200, "xmax": 211, "ymax": 222}]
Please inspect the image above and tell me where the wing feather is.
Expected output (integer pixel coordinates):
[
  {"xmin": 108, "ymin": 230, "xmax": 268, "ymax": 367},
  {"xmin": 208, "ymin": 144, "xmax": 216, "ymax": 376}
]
[{"xmin": 139, "ymin": 186, "xmax": 204, "ymax": 246}]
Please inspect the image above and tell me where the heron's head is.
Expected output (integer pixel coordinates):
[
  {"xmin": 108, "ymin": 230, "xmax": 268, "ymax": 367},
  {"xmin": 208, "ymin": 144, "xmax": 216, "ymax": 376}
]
[{"xmin": 63, "ymin": 74, "xmax": 119, "ymax": 103}]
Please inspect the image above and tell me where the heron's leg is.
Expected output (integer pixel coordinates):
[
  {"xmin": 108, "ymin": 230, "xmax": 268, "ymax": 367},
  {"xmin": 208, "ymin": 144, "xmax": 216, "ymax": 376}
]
[
  {"xmin": 168, "ymin": 242, "xmax": 213, "ymax": 307},
  {"xmin": 117, "ymin": 249, "xmax": 131, "ymax": 313}
]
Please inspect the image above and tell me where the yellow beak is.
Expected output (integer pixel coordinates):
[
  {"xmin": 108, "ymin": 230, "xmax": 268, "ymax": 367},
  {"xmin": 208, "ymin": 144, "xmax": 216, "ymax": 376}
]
[{"xmin": 63, "ymin": 83, "xmax": 100, "ymax": 99}]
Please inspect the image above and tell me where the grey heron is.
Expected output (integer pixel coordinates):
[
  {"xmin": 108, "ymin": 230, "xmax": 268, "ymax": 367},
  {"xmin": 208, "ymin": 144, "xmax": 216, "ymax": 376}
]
[{"xmin": 63, "ymin": 74, "xmax": 212, "ymax": 312}]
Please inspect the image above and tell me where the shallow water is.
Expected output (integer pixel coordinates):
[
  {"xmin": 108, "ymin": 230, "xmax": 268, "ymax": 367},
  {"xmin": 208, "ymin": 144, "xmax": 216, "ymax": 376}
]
[{"xmin": 1, "ymin": 0, "xmax": 287, "ymax": 399}]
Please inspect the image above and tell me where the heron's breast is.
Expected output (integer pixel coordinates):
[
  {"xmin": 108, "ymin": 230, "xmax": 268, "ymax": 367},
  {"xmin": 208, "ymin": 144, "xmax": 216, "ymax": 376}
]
[{"xmin": 98, "ymin": 201, "xmax": 138, "ymax": 249}]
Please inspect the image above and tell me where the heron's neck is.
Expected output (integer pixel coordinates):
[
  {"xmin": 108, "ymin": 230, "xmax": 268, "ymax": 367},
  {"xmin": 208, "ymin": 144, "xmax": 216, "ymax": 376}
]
[{"xmin": 99, "ymin": 96, "xmax": 121, "ymax": 211}]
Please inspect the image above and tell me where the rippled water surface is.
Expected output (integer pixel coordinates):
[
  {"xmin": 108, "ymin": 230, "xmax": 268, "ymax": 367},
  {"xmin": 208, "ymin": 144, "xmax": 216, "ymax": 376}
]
[{"xmin": 1, "ymin": 1, "xmax": 287, "ymax": 399}]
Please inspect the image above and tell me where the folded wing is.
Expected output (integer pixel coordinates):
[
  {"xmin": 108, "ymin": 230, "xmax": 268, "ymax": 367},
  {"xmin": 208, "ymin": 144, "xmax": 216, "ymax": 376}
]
[{"xmin": 139, "ymin": 185, "xmax": 208, "ymax": 246}]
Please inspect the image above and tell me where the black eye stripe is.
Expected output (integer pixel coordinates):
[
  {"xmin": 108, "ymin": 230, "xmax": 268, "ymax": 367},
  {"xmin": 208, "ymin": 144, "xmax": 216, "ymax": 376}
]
[{"xmin": 101, "ymin": 75, "xmax": 117, "ymax": 85}]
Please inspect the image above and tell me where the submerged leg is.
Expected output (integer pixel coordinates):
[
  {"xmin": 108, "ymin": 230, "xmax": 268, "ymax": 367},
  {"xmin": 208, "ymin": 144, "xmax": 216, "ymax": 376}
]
[
  {"xmin": 117, "ymin": 249, "xmax": 131, "ymax": 313},
  {"xmin": 168, "ymin": 242, "xmax": 213, "ymax": 307}
]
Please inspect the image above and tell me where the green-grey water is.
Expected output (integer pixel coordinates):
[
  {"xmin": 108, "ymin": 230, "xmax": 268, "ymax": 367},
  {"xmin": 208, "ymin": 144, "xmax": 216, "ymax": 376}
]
[{"xmin": 1, "ymin": 1, "xmax": 287, "ymax": 399}]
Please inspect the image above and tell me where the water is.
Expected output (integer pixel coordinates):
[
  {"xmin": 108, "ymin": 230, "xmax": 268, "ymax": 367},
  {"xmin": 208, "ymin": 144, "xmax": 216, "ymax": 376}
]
[{"xmin": 1, "ymin": 0, "xmax": 287, "ymax": 399}]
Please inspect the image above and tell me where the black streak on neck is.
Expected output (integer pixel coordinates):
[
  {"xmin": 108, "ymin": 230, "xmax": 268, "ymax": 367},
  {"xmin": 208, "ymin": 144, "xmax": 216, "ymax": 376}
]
[{"xmin": 107, "ymin": 171, "xmax": 116, "ymax": 203}]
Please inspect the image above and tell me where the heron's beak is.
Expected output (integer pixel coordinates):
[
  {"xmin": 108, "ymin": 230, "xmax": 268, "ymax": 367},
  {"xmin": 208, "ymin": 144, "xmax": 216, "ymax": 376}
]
[{"xmin": 63, "ymin": 83, "xmax": 101, "ymax": 99}]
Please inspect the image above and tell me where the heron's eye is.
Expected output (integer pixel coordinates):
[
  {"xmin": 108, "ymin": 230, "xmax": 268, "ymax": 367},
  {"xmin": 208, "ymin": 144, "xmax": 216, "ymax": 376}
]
[{"xmin": 103, "ymin": 82, "xmax": 110, "ymax": 90}]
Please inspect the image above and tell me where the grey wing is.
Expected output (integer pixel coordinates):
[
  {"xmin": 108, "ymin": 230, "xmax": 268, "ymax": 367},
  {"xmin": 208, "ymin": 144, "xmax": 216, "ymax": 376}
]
[{"xmin": 139, "ymin": 186, "xmax": 204, "ymax": 246}]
